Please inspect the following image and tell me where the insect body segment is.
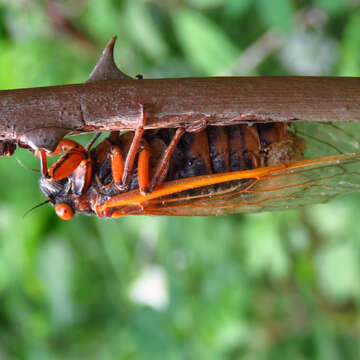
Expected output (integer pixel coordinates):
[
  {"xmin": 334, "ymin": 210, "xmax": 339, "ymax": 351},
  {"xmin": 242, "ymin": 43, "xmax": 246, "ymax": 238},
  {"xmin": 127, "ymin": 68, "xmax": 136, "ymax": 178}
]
[{"xmin": 39, "ymin": 121, "xmax": 305, "ymax": 219}]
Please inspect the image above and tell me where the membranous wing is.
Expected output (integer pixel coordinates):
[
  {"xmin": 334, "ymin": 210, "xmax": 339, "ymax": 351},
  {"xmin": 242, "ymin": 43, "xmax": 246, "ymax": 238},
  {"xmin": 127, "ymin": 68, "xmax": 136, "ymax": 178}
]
[{"xmin": 99, "ymin": 122, "xmax": 360, "ymax": 216}]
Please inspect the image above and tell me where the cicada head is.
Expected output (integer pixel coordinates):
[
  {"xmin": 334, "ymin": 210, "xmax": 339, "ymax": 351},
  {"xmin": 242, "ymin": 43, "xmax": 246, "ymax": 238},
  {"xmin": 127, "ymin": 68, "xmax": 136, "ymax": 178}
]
[{"xmin": 39, "ymin": 177, "xmax": 76, "ymax": 220}]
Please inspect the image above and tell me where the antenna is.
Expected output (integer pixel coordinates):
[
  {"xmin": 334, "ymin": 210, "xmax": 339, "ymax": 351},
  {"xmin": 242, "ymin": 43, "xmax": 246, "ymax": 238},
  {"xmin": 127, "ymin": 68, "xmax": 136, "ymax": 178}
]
[{"xmin": 23, "ymin": 200, "xmax": 50, "ymax": 219}]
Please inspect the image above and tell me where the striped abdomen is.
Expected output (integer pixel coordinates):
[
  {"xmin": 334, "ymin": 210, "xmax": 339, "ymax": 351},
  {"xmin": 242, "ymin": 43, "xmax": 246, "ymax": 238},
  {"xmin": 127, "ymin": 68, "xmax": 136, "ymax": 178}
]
[
  {"xmin": 92, "ymin": 123, "xmax": 305, "ymax": 193},
  {"xmin": 145, "ymin": 123, "xmax": 304, "ymax": 182}
]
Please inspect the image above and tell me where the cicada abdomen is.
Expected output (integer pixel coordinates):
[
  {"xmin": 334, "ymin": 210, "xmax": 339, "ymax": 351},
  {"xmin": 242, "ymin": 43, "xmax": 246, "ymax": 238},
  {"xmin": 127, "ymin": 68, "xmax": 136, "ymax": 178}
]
[{"xmin": 94, "ymin": 122, "xmax": 307, "ymax": 217}]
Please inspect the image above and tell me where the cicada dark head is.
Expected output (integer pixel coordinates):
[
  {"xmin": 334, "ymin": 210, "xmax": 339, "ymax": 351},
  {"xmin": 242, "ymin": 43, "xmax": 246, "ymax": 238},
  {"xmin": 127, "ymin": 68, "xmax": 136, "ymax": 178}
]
[
  {"xmin": 39, "ymin": 177, "xmax": 74, "ymax": 219},
  {"xmin": 39, "ymin": 174, "xmax": 97, "ymax": 220}
]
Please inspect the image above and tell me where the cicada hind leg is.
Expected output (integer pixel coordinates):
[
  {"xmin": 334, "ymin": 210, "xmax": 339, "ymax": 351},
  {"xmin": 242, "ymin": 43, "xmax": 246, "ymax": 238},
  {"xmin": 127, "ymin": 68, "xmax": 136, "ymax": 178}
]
[
  {"xmin": 108, "ymin": 105, "xmax": 185, "ymax": 196},
  {"xmin": 104, "ymin": 130, "xmax": 152, "ymax": 196}
]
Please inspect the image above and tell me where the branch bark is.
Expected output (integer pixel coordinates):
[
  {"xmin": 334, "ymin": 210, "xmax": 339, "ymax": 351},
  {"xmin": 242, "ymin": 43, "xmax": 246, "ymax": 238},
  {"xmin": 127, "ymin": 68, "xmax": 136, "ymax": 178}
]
[
  {"xmin": 1, "ymin": 76, "xmax": 360, "ymax": 151},
  {"xmin": 2, "ymin": 36, "xmax": 360, "ymax": 153}
]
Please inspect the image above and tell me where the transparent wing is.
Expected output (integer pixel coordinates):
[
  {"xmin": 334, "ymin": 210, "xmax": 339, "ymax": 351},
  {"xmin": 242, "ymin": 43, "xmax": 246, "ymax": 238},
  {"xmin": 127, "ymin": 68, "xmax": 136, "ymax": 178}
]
[{"xmin": 103, "ymin": 122, "xmax": 360, "ymax": 217}]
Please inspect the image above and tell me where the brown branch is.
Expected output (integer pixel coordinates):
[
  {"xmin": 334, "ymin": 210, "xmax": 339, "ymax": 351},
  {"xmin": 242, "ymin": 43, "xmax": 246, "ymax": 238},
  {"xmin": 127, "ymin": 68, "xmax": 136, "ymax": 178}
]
[{"xmin": 1, "ymin": 38, "xmax": 360, "ymax": 153}]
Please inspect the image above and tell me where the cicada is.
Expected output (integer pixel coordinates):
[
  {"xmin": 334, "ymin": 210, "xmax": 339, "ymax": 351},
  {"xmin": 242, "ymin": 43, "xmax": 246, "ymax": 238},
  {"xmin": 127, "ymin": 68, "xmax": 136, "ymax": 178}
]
[{"xmin": 37, "ymin": 110, "xmax": 360, "ymax": 219}]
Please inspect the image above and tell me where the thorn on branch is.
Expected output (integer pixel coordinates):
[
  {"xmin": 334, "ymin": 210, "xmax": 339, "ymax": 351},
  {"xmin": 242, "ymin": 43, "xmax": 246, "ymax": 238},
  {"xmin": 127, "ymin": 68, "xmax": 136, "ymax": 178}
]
[{"xmin": 87, "ymin": 36, "xmax": 133, "ymax": 82}]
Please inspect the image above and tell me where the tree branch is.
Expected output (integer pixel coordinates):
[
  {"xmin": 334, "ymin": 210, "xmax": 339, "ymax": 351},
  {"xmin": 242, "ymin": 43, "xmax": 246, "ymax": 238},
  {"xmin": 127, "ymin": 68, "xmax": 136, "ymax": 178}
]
[{"xmin": 1, "ymin": 37, "xmax": 360, "ymax": 153}]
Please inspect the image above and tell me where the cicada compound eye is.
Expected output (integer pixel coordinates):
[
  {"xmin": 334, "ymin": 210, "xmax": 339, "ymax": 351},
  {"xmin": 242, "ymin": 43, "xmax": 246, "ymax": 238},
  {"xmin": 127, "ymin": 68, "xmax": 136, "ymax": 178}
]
[{"xmin": 55, "ymin": 203, "xmax": 74, "ymax": 220}]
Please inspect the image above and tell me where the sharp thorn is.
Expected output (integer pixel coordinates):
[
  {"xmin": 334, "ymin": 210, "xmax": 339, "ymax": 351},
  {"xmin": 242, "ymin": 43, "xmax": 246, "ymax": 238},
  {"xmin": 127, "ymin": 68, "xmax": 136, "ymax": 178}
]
[{"xmin": 87, "ymin": 36, "xmax": 132, "ymax": 82}]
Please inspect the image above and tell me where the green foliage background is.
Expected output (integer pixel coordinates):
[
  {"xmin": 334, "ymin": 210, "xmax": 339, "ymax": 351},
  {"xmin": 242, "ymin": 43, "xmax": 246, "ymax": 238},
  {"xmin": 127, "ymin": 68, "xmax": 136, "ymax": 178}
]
[{"xmin": 0, "ymin": 0, "xmax": 360, "ymax": 359}]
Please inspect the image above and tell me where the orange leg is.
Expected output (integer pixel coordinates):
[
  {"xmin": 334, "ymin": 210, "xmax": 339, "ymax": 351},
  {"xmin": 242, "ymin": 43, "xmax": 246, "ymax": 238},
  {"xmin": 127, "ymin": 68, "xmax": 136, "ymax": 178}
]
[
  {"xmin": 36, "ymin": 138, "xmax": 87, "ymax": 180},
  {"xmin": 38, "ymin": 137, "xmax": 94, "ymax": 201},
  {"xmin": 149, "ymin": 127, "xmax": 185, "ymax": 192},
  {"xmin": 48, "ymin": 150, "xmax": 88, "ymax": 181},
  {"xmin": 108, "ymin": 126, "xmax": 185, "ymax": 196},
  {"xmin": 48, "ymin": 138, "xmax": 83, "ymax": 156},
  {"xmin": 104, "ymin": 105, "xmax": 185, "ymax": 196},
  {"xmin": 110, "ymin": 144, "xmax": 125, "ymax": 187},
  {"xmin": 109, "ymin": 129, "xmax": 185, "ymax": 196},
  {"xmin": 119, "ymin": 104, "xmax": 146, "ymax": 190},
  {"xmin": 137, "ymin": 145, "xmax": 151, "ymax": 195},
  {"xmin": 37, "ymin": 149, "xmax": 48, "ymax": 178},
  {"xmin": 110, "ymin": 135, "xmax": 151, "ymax": 196}
]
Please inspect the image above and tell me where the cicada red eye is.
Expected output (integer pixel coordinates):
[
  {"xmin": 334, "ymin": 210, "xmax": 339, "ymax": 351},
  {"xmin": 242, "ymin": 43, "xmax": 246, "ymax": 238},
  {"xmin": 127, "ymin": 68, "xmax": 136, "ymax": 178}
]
[{"xmin": 55, "ymin": 203, "xmax": 74, "ymax": 220}]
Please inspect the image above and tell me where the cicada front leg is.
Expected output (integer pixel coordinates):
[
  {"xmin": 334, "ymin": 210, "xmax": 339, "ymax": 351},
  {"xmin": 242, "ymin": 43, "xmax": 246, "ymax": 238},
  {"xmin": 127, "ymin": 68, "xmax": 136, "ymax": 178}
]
[
  {"xmin": 36, "ymin": 138, "xmax": 92, "ymax": 195},
  {"xmin": 108, "ymin": 133, "xmax": 151, "ymax": 196},
  {"xmin": 116, "ymin": 104, "xmax": 146, "ymax": 191},
  {"xmin": 104, "ymin": 104, "xmax": 186, "ymax": 196},
  {"xmin": 108, "ymin": 104, "xmax": 156, "ymax": 195},
  {"xmin": 109, "ymin": 129, "xmax": 185, "ymax": 196},
  {"xmin": 36, "ymin": 139, "xmax": 86, "ymax": 179}
]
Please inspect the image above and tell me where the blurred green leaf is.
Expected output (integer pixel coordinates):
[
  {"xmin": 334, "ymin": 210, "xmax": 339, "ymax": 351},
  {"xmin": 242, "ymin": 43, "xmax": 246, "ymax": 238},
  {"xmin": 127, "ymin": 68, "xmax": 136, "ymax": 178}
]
[
  {"xmin": 0, "ymin": 41, "xmax": 17, "ymax": 88},
  {"xmin": 185, "ymin": 0, "xmax": 227, "ymax": 8},
  {"xmin": 124, "ymin": 0, "xmax": 169, "ymax": 60},
  {"xmin": 172, "ymin": 9, "xmax": 240, "ymax": 75},
  {"xmin": 0, "ymin": 40, "xmax": 88, "ymax": 88},
  {"xmin": 242, "ymin": 213, "xmax": 290, "ymax": 281},
  {"xmin": 38, "ymin": 238, "xmax": 74, "ymax": 327},
  {"xmin": 0, "ymin": 6, "xmax": 9, "ymax": 39},
  {"xmin": 316, "ymin": 242, "xmax": 359, "ymax": 303},
  {"xmin": 256, "ymin": 0, "xmax": 294, "ymax": 34},
  {"xmin": 81, "ymin": 0, "xmax": 124, "ymax": 41},
  {"xmin": 224, "ymin": 0, "xmax": 252, "ymax": 18},
  {"xmin": 314, "ymin": 0, "xmax": 347, "ymax": 15},
  {"xmin": 338, "ymin": 10, "xmax": 360, "ymax": 76}
]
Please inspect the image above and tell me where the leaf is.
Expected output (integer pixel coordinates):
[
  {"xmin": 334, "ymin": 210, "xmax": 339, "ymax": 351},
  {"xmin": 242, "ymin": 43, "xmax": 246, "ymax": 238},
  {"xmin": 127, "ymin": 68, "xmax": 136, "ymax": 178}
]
[
  {"xmin": 185, "ymin": 0, "xmax": 227, "ymax": 8},
  {"xmin": 0, "ymin": 5, "xmax": 9, "ymax": 39},
  {"xmin": 316, "ymin": 243, "xmax": 359, "ymax": 303},
  {"xmin": 81, "ymin": 0, "xmax": 124, "ymax": 40},
  {"xmin": 172, "ymin": 9, "xmax": 240, "ymax": 75},
  {"xmin": 256, "ymin": 0, "xmax": 294, "ymax": 34},
  {"xmin": 224, "ymin": 0, "xmax": 252, "ymax": 18},
  {"xmin": 314, "ymin": 0, "xmax": 347, "ymax": 15},
  {"xmin": 125, "ymin": 0, "xmax": 169, "ymax": 60},
  {"xmin": 338, "ymin": 11, "xmax": 360, "ymax": 76}
]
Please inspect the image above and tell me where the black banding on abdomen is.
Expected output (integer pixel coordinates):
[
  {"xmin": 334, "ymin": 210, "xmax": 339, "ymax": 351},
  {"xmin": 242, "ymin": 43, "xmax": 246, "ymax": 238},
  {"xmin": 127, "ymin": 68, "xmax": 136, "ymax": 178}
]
[{"xmin": 206, "ymin": 126, "xmax": 230, "ymax": 173}]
